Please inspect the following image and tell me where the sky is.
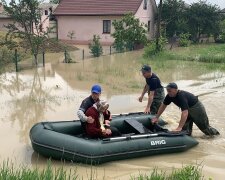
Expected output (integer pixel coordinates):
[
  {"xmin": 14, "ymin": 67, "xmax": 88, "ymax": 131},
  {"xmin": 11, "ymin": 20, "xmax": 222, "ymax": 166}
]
[{"xmin": 156, "ymin": 0, "xmax": 225, "ymax": 9}]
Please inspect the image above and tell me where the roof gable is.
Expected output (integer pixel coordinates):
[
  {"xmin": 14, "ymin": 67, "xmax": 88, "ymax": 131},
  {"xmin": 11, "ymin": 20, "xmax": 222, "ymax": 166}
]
[{"xmin": 54, "ymin": 0, "xmax": 144, "ymax": 16}]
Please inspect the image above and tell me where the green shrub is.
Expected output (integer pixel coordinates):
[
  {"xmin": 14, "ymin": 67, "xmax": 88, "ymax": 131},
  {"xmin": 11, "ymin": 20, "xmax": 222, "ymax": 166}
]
[
  {"xmin": 112, "ymin": 13, "xmax": 147, "ymax": 52},
  {"xmin": 113, "ymin": 40, "xmax": 125, "ymax": 53},
  {"xmin": 89, "ymin": 35, "xmax": 103, "ymax": 57},
  {"xmin": 215, "ymin": 19, "xmax": 225, "ymax": 43},
  {"xmin": 0, "ymin": 46, "xmax": 15, "ymax": 67},
  {"xmin": 143, "ymin": 37, "xmax": 167, "ymax": 58},
  {"xmin": 143, "ymin": 42, "xmax": 158, "ymax": 57},
  {"xmin": 215, "ymin": 32, "xmax": 225, "ymax": 43},
  {"xmin": 179, "ymin": 33, "xmax": 191, "ymax": 47},
  {"xmin": 168, "ymin": 165, "xmax": 202, "ymax": 180}
]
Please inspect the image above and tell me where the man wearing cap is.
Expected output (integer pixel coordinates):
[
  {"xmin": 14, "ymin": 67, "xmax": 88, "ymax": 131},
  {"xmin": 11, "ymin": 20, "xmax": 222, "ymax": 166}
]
[
  {"xmin": 77, "ymin": 85, "xmax": 103, "ymax": 128},
  {"xmin": 139, "ymin": 65, "xmax": 165, "ymax": 114},
  {"xmin": 152, "ymin": 82, "xmax": 220, "ymax": 136}
]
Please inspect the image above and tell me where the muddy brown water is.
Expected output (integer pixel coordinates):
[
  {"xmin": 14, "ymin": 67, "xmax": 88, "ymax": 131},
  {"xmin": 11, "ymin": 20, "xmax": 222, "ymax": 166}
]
[{"xmin": 0, "ymin": 50, "xmax": 225, "ymax": 179}]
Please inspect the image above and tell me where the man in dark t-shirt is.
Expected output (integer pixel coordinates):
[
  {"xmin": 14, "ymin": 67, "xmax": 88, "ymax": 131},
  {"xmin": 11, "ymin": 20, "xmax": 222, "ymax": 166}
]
[
  {"xmin": 139, "ymin": 65, "xmax": 165, "ymax": 114},
  {"xmin": 77, "ymin": 85, "xmax": 102, "ymax": 127},
  {"xmin": 152, "ymin": 82, "xmax": 220, "ymax": 136}
]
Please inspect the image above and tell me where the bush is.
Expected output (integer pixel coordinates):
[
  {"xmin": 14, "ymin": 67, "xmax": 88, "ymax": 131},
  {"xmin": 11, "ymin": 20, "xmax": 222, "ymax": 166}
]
[
  {"xmin": 89, "ymin": 35, "xmax": 103, "ymax": 57},
  {"xmin": 143, "ymin": 42, "xmax": 158, "ymax": 57},
  {"xmin": 0, "ymin": 47, "xmax": 14, "ymax": 66},
  {"xmin": 215, "ymin": 19, "xmax": 225, "ymax": 43},
  {"xmin": 113, "ymin": 40, "xmax": 125, "ymax": 53},
  {"xmin": 143, "ymin": 37, "xmax": 167, "ymax": 58},
  {"xmin": 178, "ymin": 33, "xmax": 191, "ymax": 47},
  {"xmin": 168, "ymin": 165, "xmax": 202, "ymax": 180},
  {"xmin": 112, "ymin": 13, "xmax": 147, "ymax": 52},
  {"xmin": 215, "ymin": 32, "xmax": 225, "ymax": 43}
]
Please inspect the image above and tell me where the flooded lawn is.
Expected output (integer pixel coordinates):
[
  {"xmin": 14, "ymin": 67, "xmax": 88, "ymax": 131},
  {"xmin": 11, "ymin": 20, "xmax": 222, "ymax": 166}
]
[{"xmin": 0, "ymin": 50, "xmax": 225, "ymax": 179}]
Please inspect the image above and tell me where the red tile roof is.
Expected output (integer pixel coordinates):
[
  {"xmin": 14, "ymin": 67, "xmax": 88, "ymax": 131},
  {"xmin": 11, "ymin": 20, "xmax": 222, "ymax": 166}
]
[{"xmin": 54, "ymin": 0, "xmax": 143, "ymax": 16}]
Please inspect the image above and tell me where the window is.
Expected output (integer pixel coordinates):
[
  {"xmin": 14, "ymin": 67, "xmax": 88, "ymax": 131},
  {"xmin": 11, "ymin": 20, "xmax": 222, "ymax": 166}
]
[
  {"xmin": 148, "ymin": 21, "xmax": 150, "ymax": 32},
  {"xmin": 45, "ymin": 10, "xmax": 48, "ymax": 15},
  {"xmin": 103, "ymin": 20, "xmax": 111, "ymax": 34},
  {"xmin": 143, "ymin": 0, "xmax": 147, "ymax": 10}
]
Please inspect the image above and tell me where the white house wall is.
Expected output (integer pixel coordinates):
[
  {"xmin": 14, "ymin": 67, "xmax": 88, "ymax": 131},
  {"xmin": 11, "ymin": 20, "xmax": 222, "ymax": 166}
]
[{"xmin": 135, "ymin": 0, "xmax": 156, "ymax": 39}]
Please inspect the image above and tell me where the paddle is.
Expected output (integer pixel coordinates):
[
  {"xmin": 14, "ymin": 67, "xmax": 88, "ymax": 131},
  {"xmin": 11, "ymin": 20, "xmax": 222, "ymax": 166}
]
[
  {"xmin": 112, "ymin": 111, "xmax": 144, "ymax": 117},
  {"xmin": 102, "ymin": 131, "xmax": 188, "ymax": 143}
]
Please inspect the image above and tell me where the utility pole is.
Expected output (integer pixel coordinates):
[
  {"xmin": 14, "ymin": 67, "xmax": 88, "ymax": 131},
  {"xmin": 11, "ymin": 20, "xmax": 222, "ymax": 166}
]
[{"xmin": 156, "ymin": 0, "xmax": 163, "ymax": 51}]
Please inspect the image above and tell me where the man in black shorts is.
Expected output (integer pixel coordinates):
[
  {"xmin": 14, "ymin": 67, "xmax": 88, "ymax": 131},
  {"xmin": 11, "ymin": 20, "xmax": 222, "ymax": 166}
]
[
  {"xmin": 139, "ymin": 65, "xmax": 165, "ymax": 114},
  {"xmin": 152, "ymin": 82, "xmax": 220, "ymax": 136}
]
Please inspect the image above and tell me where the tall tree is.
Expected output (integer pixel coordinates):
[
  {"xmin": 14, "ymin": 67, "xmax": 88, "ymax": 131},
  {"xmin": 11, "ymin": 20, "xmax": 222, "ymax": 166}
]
[
  {"xmin": 161, "ymin": 0, "xmax": 187, "ymax": 38},
  {"xmin": 2, "ymin": 0, "xmax": 50, "ymax": 65},
  {"xmin": 187, "ymin": 1, "xmax": 221, "ymax": 42},
  {"xmin": 112, "ymin": 13, "xmax": 147, "ymax": 52},
  {"xmin": 156, "ymin": 0, "xmax": 163, "ymax": 51}
]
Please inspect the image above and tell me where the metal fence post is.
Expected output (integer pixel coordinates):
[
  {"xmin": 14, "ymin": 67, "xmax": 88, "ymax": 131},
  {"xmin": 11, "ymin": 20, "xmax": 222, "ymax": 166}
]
[
  {"xmin": 15, "ymin": 49, "xmax": 18, "ymax": 72},
  {"xmin": 82, "ymin": 49, "xmax": 84, "ymax": 60},
  {"xmin": 64, "ymin": 49, "xmax": 67, "ymax": 63},
  {"xmin": 110, "ymin": 46, "xmax": 112, "ymax": 55},
  {"xmin": 42, "ymin": 51, "xmax": 45, "ymax": 67}
]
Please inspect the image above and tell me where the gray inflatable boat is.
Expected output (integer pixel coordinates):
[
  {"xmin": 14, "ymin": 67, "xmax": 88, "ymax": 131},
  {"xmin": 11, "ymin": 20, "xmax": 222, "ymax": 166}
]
[{"xmin": 30, "ymin": 112, "xmax": 198, "ymax": 164}]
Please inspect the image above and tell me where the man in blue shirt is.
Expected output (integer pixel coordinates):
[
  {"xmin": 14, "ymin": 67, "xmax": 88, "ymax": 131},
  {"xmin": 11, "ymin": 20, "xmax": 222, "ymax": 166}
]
[{"xmin": 139, "ymin": 65, "xmax": 165, "ymax": 114}]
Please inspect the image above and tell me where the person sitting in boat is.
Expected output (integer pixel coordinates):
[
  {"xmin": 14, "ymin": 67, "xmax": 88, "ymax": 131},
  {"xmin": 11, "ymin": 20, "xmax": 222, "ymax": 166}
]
[
  {"xmin": 77, "ymin": 84, "xmax": 102, "ymax": 129},
  {"xmin": 85, "ymin": 100, "xmax": 121, "ymax": 138},
  {"xmin": 152, "ymin": 82, "xmax": 220, "ymax": 136}
]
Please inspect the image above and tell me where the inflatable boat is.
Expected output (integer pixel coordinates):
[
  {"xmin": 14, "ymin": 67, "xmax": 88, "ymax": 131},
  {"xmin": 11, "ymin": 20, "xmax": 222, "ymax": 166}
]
[{"xmin": 30, "ymin": 112, "xmax": 198, "ymax": 164}]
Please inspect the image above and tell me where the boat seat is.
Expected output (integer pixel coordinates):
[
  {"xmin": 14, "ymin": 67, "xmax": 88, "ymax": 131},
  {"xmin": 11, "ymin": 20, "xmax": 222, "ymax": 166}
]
[{"xmin": 124, "ymin": 119, "xmax": 151, "ymax": 134}]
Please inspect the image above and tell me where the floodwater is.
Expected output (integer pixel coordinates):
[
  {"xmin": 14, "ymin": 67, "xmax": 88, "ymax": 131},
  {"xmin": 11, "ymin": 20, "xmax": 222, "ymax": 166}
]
[{"xmin": 0, "ymin": 50, "xmax": 225, "ymax": 179}]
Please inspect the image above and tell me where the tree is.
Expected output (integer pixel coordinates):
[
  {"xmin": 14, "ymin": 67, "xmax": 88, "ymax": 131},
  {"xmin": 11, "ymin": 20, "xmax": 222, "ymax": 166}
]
[
  {"xmin": 112, "ymin": 13, "xmax": 147, "ymax": 52},
  {"xmin": 215, "ymin": 19, "xmax": 225, "ymax": 43},
  {"xmin": 89, "ymin": 35, "xmax": 103, "ymax": 57},
  {"xmin": 2, "ymin": 0, "xmax": 51, "ymax": 65},
  {"xmin": 161, "ymin": 0, "xmax": 187, "ymax": 38},
  {"xmin": 156, "ymin": 0, "xmax": 163, "ymax": 51},
  {"xmin": 67, "ymin": 30, "xmax": 75, "ymax": 40},
  {"xmin": 186, "ymin": 1, "xmax": 221, "ymax": 42}
]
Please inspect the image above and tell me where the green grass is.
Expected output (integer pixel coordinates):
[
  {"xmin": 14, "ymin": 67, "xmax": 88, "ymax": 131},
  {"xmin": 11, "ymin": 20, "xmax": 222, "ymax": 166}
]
[
  {"xmin": 0, "ymin": 161, "xmax": 78, "ymax": 180},
  {"xmin": 131, "ymin": 165, "xmax": 205, "ymax": 180},
  {"xmin": 0, "ymin": 161, "xmax": 208, "ymax": 180},
  {"xmin": 142, "ymin": 43, "xmax": 225, "ymax": 71},
  {"xmin": 145, "ymin": 43, "xmax": 225, "ymax": 64}
]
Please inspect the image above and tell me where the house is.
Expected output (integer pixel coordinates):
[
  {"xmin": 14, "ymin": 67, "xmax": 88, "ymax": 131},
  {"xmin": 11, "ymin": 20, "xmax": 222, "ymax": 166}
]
[
  {"xmin": 39, "ymin": 3, "xmax": 58, "ymax": 38},
  {"xmin": 0, "ymin": 2, "xmax": 58, "ymax": 36},
  {"xmin": 0, "ymin": 2, "xmax": 13, "ymax": 31},
  {"xmin": 54, "ymin": 0, "xmax": 157, "ymax": 45}
]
